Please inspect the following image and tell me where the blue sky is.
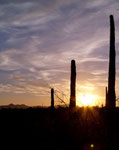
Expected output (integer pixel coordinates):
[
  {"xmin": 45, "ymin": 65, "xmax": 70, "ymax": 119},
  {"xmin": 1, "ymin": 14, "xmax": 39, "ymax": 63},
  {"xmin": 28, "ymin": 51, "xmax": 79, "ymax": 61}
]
[{"xmin": 0, "ymin": 0, "xmax": 119, "ymax": 106}]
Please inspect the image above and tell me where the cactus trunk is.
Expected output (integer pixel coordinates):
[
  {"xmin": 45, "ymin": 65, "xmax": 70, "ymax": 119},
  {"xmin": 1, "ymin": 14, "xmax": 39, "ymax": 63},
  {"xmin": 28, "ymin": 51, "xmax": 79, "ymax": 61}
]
[
  {"xmin": 70, "ymin": 60, "xmax": 76, "ymax": 108},
  {"xmin": 107, "ymin": 15, "xmax": 116, "ymax": 108},
  {"xmin": 51, "ymin": 88, "xmax": 54, "ymax": 109},
  {"xmin": 106, "ymin": 86, "xmax": 108, "ymax": 106}
]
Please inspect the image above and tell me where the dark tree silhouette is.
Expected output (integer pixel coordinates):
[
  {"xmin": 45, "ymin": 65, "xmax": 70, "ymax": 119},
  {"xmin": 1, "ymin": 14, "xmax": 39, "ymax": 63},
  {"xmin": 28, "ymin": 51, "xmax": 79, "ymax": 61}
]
[
  {"xmin": 51, "ymin": 88, "xmax": 54, "ymax": 109},
  {"xmin": 70, "ymin": 60, "xmax": 76, "ymax": 108},
  {"xmin": 106, "ymin": 15, "xmax": 116, "ymax": 108}
]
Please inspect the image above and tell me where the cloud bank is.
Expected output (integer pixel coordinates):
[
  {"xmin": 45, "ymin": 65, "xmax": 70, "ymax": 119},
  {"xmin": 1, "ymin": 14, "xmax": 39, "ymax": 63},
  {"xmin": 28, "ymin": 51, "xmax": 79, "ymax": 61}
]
[{"xmin": 0, "ymin": 0, "xmax": 119, "ymax": 106}]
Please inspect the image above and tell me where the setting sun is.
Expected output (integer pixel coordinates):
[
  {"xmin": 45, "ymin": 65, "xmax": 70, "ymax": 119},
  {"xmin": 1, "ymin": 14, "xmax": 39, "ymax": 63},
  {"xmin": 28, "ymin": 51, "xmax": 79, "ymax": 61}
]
[{"xmin": 77, "ymin": 94, "xmax": 98, "ymax": 106}]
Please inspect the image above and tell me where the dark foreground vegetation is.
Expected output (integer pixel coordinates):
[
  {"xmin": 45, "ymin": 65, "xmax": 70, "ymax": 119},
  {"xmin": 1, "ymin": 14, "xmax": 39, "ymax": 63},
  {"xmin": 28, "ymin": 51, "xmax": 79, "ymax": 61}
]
[{"xmin": 0, "ymin": 107, "xmax": 119, "ymax": 150}]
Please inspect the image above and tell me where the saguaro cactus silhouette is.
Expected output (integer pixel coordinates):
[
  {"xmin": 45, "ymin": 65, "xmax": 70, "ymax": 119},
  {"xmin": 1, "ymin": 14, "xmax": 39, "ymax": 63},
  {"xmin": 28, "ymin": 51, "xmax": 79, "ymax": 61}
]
[
  {"xmin": 106, "ymin": 15, "xmax": 116, "ymax": 108},
  {"xmin": 51, "ymin": 88, "xmax": 54, "ymax": 109},
  {"xmin": 106, "ymin": 86, "xmax": 108, "ymax": 105},
  {"xmin": 70, "ymin": 60, "xmax": 76, "ymax": 108}
]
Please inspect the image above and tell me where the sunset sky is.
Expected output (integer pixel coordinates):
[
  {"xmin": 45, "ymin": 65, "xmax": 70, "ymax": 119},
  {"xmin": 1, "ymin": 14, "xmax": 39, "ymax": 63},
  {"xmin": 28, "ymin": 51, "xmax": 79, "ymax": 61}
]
[{"xmin": 0, "ymin": 0, "xmax": 119, "ymax": 106}]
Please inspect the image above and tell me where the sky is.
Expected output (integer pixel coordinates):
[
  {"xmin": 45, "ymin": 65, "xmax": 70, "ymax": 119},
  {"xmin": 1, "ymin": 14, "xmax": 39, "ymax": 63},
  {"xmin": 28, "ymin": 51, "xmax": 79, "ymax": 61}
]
[{"xmin": 0, "ymin": 0, "xmax": 119, "ymax": 106}]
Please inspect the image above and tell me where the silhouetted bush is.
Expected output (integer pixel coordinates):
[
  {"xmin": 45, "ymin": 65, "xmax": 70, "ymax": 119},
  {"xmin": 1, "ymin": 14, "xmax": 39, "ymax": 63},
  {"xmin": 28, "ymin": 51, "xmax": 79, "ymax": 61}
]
[{"xmin": 0, "ymin": 107, "xmax": 119, "ymax": 150}]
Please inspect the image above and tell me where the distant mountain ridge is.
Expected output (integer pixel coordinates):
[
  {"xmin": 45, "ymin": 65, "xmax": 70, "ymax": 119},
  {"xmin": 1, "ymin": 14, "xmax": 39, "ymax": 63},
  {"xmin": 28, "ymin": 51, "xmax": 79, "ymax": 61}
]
[{"xmin": 0, "ymin": 103, "xmax": 29, "ymax": 109}]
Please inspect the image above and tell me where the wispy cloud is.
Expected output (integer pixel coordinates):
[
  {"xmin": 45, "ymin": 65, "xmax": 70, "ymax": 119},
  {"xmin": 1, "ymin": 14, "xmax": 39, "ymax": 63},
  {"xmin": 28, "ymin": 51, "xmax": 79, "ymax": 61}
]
[{"xmin": 0, "ymin": 0, "xmax": 119, "ymax": 105}]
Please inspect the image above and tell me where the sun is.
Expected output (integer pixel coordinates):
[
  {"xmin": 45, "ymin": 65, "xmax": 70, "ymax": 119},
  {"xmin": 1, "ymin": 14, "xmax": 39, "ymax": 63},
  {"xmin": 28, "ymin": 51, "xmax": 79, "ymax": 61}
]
[{"xmin": 77, "ymin": 94, "xmax": 98, "ymax": 106}]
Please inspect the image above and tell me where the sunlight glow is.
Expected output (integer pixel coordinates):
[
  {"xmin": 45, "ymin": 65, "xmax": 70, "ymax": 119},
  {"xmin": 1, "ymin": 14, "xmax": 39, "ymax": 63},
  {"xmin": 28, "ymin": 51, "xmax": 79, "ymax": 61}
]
[
  {"xmin": 77, "ymin": 93, "xmax": 98, "ymax": 106},
  {"xmin": 90, "ymin": 144, "xmax": 94, "ymax": 148}
]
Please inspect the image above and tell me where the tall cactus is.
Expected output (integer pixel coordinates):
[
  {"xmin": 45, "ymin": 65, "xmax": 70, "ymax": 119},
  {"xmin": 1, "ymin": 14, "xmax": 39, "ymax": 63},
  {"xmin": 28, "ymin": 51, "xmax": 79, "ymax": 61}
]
[
  {"xmin": 51, "ymin": 88, "xmax": 54, "ymax": 109},
  {"xmin": 106, "ymin": 86, "xmax": 108, "ymax": 106},
  {"xmin": 107, "ymin": 15, "xmax": 116, "ymax": 108},
  {"xmin": 70, "ymin": 60, "xmax": 76, "ymax": 108}
]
